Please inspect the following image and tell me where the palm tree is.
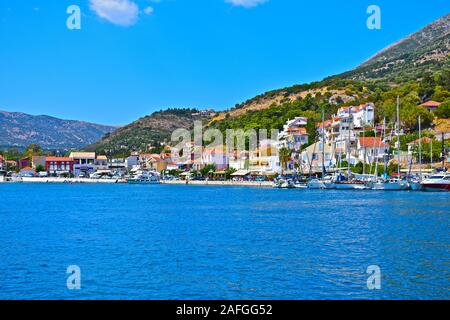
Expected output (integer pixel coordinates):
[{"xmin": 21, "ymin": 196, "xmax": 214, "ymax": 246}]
[{"xmin": 278, "ymin": 147, "xmax": 292, "ymax": 173}]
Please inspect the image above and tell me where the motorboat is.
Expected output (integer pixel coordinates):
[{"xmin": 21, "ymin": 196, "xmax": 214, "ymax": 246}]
[
  {"xmin": 420, "ymin": 173, "xmax": 450, "ymax": 191},
  {"xmin": 127, "ymin": 171, "xmax": 160, "ymax": 184}
]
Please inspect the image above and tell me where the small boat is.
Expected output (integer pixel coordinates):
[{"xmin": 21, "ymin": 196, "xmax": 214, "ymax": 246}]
[
  {"xmin": 372, "ymin": 179, "xmax": 409, "ymax": 191},
  {"xmin": 127, "ymin": 171, "xmax": 160, "ymax": 184},
  {"xmin": 294, "ymin": 182, "xmax": 308, "ymax": 189},
  {"xmin": 307, "ymin": 178, "xmax": 325, "ymax": 189},
  {"xmin": 421, "ymin": 173, "xmax": 450, "ymax": 191}
]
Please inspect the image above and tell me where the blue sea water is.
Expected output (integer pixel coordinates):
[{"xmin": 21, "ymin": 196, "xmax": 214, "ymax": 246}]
[{"xmin": 0, "ymin": 183, "xmax": 448, "ymax": 300}]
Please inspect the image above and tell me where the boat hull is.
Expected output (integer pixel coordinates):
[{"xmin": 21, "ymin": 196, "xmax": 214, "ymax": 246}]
[
  {"xmin": 334, "ymin": 183, "xmax": 366, "ymax": 190},
  {"xmin": 372, "ymin": 182, "xmax": 409, "ymax": 190},
  {"xmin": 421, "ymin": 183, "xmax": 450, "ymax": 192}
]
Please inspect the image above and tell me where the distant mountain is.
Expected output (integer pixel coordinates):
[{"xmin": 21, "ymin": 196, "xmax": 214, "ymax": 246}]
[
  {"xmin": 0, "ymin": 110, "xmax": 117, "ymax": 150},
  {"xmin": 335, "ymin": 13, "xmax": 449, "ymax": 82},
  {"xmin": 86, "ymin": 108, "xmax": 209, "ymax": 154}
]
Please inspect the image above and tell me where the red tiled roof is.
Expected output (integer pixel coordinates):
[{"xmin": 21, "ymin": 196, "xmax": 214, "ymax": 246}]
[
  {"xmin": 420, "ymin": 101, "xmax": 441, "ymax": 107},
  {"xmin": 46, "ymin": 157, "xmax": 73, "ymax": 162},
  {"xmin": 359, "ymin": 137, "xmax": 389, "ymax": 148},
  {"xmin": 20, "ymin": 166, "xmax": 35, "ymax": 171}
]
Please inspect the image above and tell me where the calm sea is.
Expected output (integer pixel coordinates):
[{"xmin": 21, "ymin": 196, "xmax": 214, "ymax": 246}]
[{"xmin": 0, "ymin": 183, "xmax": 448, "ymax": 299}]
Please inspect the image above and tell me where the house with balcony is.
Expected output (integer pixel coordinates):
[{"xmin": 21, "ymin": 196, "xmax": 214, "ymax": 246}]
[
  {"xmin": 46, "ymin": 157, "xmax": 74, "ymax": 176},
  {"xmin": 95, "ymin": 155, "xmax": 108, "ymax": 171},
  {"xmin": 353, "ymin": 103, "xmax": 375, "ymax": 128},
  {"xmin": 140, "ymin": 153, "xmax": 167, "ymax": 172},
  {"xmin": 278, "ymin": 117, "xmax": 309, "ymax": 151},
  {"xmin": 248, "ymin": 140, "xmax": 281, "ymax": 175},
  {"xmin": 69, "ymin": 152, "xmax": 96, "ymax": 177},
  {"xmin": 357, "ymin": 137, "xmax": 390, "ymax": 164}
]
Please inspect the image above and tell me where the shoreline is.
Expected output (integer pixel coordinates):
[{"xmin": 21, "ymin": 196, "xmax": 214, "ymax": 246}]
[{"xmin": 0, "ymin": 176, "xmax": 274, "ymax": 187}]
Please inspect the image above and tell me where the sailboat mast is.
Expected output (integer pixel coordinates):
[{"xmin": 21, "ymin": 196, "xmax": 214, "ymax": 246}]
[
  {"xmin": 418, "ymin": 115, "xmax": 422, "ymax": 178},
  {"xmin": 347, "ymin": 117, "xmax": 351, "ymax": 177},
  {"xmin": 397, "ymin": 96, "xmax": 401, "ymax": 178},
  {"xmin": 322, "ymin": 109, "xmax": 326, "ymax": 178}
]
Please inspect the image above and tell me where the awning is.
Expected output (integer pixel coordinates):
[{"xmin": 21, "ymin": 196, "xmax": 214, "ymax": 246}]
[{"xmin": 231, "ymin": 170, "xmax": 250, "ymax": 176}]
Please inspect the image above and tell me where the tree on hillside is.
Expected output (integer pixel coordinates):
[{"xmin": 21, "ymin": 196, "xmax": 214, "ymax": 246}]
[
  {"xmin": 22, "ymin": 144, "xmax": 43, "ymax": 159},
  {"xmin": 434, "ymin": 100, "xmax": 450, "ymax": 119}
]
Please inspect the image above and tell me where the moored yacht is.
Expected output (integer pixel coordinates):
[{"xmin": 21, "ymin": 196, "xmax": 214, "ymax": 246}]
[
  {"xmin": 127, "ymin": 171, "xmax": 160, "ymax": 184},
  {"xmin": 421, "ymin": 173, "xmax": 450, "ymax": 191},
  {"xmin": 372, "ymin": 179, "xmax": 409, "ymax": 190}
]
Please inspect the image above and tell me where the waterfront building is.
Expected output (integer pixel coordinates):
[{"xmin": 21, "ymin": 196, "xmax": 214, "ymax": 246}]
[
  {"xmin": 19, "ymin": 166, "xmax": 35, "ymax": 177},
  {"xmin": 31, "ymin": 156, "xmax": 46, "ymax": 169},
  {"xmin": 18, "ymin": 157, "xmax": 31, "ymax": 170},
  {"xmin": 0, "ymin": 155, "xmax": 5, "ymax": 171},
  {"xmin": 46, "ymin": 157, "xmax": 74, "ymax": 176},
  {"xmin": 357, "ymin": 137, "xmax": 390, "ymax": 163},
  {"xmin": 228, "ymin": 150, "xmax": 249, "ymax": 171},
  {"xmin": 95, "ymin": 155, "xmax": 108, "ymax": 170},
  {"xmin": 69, "ymin": 152, "xmax": 96, "ymax": 177},
  {"xmin": 248, "ymin": 139, "xmax": 281, "ymax": 175},
  {"xmin": 201, "ymin": 148, "xmax": 229, "ymax": 170},
  {"xmin": 125, "ymin": 154, "xmax": 139, "ymax": 170},
  {"xmin": 300, "ymin": 141, "xmax": 335, "ymax": 175},
  {"xmin": 140, "ymin": 153, "xmax": 167, "ymax": 172}
]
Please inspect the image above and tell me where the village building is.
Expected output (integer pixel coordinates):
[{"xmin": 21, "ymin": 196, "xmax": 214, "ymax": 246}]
[
  {"xmin": 140, "ymin": 154, "xmax": 167, "ymax": 172},
  {"xmin": 18, "ymin": 157, "xmax": 31, "ymax": 170},
  {"xmin": 357, "ymin": 137, "xmax": 390, "ymax": 163},
  {"xmin": 69, "ymin": 152, "xmax": 96, "ymax": 177},
  {"xmin": 0, "ymin": 155, "xmax": 6, "ymax": 172},
  {"xmin": 46, "ymin": 157, "xmax": 74, "ymax": 176},
  {"xmin": 420, "ymin": 101, "xmax": 441, "ymax": 112},
  {"xmin": 278, "ymin": 117, "xmax": 309, "ymax": 151},
  {"xmin": 248, "ymin": 140, "xmax": 281, "ymax": 175},
  {"xmin": 300, "ymin": 142, "xmax": 335, "ymax": 175},
  {"xmin": 31, "ymin": 156, "xmax": 46, "ymax": 170}
]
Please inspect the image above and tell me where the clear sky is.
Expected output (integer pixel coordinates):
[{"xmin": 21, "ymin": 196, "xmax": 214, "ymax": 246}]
[{"xmin": 0, "ymin": 0, "xmax": 448, "ymax": 125}]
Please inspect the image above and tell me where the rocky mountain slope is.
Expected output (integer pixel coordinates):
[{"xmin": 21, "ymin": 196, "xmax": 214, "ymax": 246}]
[{"xmin": 0, "ymin": 110, "xmax": 117, "ymax": 150}]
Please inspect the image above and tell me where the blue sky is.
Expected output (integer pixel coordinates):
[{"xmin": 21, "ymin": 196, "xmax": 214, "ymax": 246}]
[{"xmin": 0, "ymin": 1, "xmax": 448, "ymax": 125}]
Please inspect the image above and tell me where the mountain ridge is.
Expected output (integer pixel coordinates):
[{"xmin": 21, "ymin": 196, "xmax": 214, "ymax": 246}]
[{"xmin": 0, "ymin": 110, "xmax": 117, "ymax": 150}]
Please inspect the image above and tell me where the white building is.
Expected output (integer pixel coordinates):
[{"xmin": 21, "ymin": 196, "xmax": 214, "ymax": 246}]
[
  {"xmin": 336, "ymin": 103, "xmax": 375, "ymax": 128},
  {"xmin": 357, "ymin": 137, "xmax": 390, "ymax": 163},
  {"xmin": 249, "ymin": 139, "xmax": 281, "ymax": 175},
  {"xmin": 69, "ymin": 152, "xmax": 96, "ymax": 177},
  {"xmin": 278, "ymin": 117, "xmax": 309, "ymax": 151}
]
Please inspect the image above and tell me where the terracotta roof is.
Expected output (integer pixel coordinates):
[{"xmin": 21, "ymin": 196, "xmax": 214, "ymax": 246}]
[
  {"xmin": 20, "ymin": 166, "xmax": 35, "ymax": 171},
  {"xmin": 420, "ymin": 101, "xmax": 441, "ymax": 107},
  {"xmin": 46, "ymin": 157, "xmax": 73, "ymax": 162},
  {"xmin": 358, "ymin": 137, "xmax": 389, "ymax": 148},
  {"xmin": 96, "ymin": 155, "xmax": 108, "ymax": 160},
  {"xmin": 288, "ymin": 128, "xmax": 308, "ymax": 134}
]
